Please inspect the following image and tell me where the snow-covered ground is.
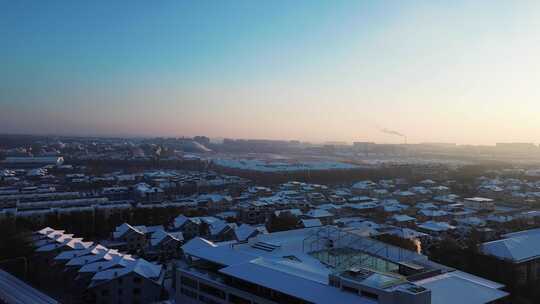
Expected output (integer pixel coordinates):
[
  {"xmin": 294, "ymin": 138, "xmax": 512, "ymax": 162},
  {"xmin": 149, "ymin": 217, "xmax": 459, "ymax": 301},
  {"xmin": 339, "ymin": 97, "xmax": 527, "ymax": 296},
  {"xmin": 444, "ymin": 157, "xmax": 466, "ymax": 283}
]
[{"xmin": 213, "ymin": 158, "xmax": 359, "ymax": 172}]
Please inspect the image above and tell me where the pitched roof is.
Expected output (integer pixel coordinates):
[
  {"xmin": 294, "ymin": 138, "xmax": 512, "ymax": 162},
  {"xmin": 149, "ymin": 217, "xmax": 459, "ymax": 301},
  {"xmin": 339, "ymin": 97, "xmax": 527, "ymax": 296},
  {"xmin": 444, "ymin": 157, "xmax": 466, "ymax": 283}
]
[
  {"xmin": 300, "ymin": 219, "xmax": 323, "ymax": 228},
  {"xmin": 91, "ymin": 258, "xmax": 162, "ymax": 282},
  {"xmin": 481, "ymin": 231, "xmax": 540, "ymax": 263}
]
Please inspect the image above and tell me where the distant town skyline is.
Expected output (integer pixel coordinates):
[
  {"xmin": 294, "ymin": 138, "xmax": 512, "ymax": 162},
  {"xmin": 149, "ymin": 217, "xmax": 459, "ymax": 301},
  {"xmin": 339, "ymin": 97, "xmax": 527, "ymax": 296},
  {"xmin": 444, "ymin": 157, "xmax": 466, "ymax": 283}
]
[{"xmin": 2, "ymin": 1, "xmax": 540, "ymax": 145}]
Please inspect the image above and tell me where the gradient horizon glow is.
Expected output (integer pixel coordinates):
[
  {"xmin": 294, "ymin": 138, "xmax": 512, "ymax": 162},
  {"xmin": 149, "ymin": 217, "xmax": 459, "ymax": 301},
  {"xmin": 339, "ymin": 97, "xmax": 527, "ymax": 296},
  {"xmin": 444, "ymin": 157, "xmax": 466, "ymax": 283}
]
[{"xmin": 1, "ymin": 1, "xmax": 540, "ymax": 144}]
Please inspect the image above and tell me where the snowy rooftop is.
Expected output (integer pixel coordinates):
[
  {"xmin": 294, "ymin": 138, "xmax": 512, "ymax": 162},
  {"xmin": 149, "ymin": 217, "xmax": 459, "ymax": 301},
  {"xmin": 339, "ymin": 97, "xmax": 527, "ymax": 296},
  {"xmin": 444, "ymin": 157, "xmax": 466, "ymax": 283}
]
[
  {"xmin": 34, "ymin": 227, "xmax": 163, "ymax": 287},
  {"xmin": 481, "ymin": 228, "xmax": 540, "ymax": 263},
  {"xmin": 415, "ymin": 271, "xmax": 508, "ymax": 304},
  {"xmin": 91, "ymin": 258, "xmax": 162, "ymax": 283},
  {"xmin": 418, "ymin": 221, "xmax": 456, "ymax": 232},
  {"xmin": 182, "ymin": 227, "xmax": 507, "ymax": 304}
]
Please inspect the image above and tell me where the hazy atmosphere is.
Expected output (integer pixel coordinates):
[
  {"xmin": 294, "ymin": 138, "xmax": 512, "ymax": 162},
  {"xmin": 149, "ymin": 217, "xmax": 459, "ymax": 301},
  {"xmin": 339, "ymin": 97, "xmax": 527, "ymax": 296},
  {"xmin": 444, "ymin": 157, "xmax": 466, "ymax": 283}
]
[
  {"xmin": 4, "ymin": 3, "xmax": 540, "ymax": 304},
  {"xmin": 2, "ymin": 0, "xmax": 540, "ymax": 144}
]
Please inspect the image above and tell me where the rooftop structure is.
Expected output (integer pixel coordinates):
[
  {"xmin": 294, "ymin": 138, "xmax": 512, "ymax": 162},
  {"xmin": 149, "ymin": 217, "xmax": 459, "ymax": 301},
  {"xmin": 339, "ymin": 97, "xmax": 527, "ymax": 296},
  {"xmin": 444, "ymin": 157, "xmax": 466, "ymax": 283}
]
[{"xmin": 177, "ymin": 226, "xmax": 507, "ymax": 304}]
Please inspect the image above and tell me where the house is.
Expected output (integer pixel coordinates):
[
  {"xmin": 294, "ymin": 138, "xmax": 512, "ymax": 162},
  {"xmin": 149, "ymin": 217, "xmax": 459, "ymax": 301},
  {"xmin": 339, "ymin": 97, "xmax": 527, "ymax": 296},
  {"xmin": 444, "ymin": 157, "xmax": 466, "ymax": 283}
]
[
  {"xmin": 147, "ymin": 229, "xmax": 183, "ymax": 259},
  {"xmin": 171, "ymin": 215, "xmax": 235, "ymax": 241},
  {"xmin": 233, "ymin": 224, "xmax": 268, "ymax": 242},
  {"xmin": 195, "ymin": 193, "xmax": 233, "ymax": 211},
  {"xmin": 351, "ymin": 180, "xmax": 377, "ymax": 195},
  {"xmin": 239, "ymin": 201, "xmax": 273, "ymax": 225},
  {"xmin": 391, "ymin": 214, "xmax": 417, "ymax": 227},
  {"xmin": 171, "ymin": 215, "xmax": 202, "ymax": 239},
  {"xmin": 88, "ymin": 258, "xmax": 164, "ymax": 304},
  {"xmin": 112, "ymin": 223, "xmax": 148, "ymax": 252},
  {"xmin": 304, "ymin": 209, "xmax": 334, "ymax": 225},
  {"xmin": 463, "ymin": 197, "xmax": 495, "ymax": 211},
  {"xmin": 133, "ymin": 183, "xmax": 164, "ymax": 203},
  {"xmin": 417, "ymin": 221, "xmax": 456, "ymax": 236},
  {"xmin": 299, "ymin": 218, "xmax": 323, "ymax": 228},
  {"xmin": 480, "ymin": 228, "xmax": 540, "ymax": 287}
]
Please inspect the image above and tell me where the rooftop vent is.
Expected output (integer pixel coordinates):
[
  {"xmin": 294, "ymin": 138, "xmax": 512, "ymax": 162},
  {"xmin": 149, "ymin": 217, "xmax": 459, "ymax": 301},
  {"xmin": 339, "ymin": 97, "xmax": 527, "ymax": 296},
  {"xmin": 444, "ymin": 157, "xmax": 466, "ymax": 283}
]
[
  {"xmin": 407, "ymin": 286, "xmax": 427, "ymax": 294},
  {"xmin": 252, "ymin": 241, "xmax": 280, "ymax": 252}
]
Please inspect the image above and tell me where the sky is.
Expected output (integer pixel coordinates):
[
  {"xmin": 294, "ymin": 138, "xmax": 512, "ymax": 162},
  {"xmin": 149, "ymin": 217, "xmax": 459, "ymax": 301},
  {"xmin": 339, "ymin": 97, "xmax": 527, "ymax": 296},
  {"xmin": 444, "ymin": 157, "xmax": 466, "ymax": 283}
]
[{"xmin": 1, "ymin": 0, "xmax": 540, "ymax": 145}]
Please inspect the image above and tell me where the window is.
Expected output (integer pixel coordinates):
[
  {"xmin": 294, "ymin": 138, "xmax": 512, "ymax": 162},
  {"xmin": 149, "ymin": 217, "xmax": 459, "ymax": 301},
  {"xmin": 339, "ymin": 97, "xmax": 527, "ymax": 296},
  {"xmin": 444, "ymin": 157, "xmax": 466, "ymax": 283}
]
[
  {"xmin": 133, "ymin": 277, "xmax": 142, "ymax": 284},
  {"xmin": 118, "ymin": 289, "xmax": 123, "ymax": 295},
  {"xmin": 101, "ymin": 289, "xmax": 110, "ymax": 296},
  {"xmin": 199, "ymin": 294, "xmax": 221, "ymax": 304},
  {"xmin": 360, "ymin": 290, "xmax": 379, "ymax": 300},
  {"xmin": 181, "ymin": 276, "xmax": 198, "ymax": 289},
  {"xmin": 133, "ymin": 288, "xmax": 141, "ymax": 295},
  {"xmin": 199, "ymin": 283, "xmax": 226, "ymax": 299},
  {"xmin": 181, "ymin": 287, "xmax": 197, "ymax": 299},
  {"xmin": 118, "ymin": 278, "xmax": 123, "ymax": 285},
  {"xmin": 342, "ymin": 286, "xmax": 358, "ymax": 294},
  {"xmin": 229, "ymin": 293, "xmax": 251, "ymax": 304}
]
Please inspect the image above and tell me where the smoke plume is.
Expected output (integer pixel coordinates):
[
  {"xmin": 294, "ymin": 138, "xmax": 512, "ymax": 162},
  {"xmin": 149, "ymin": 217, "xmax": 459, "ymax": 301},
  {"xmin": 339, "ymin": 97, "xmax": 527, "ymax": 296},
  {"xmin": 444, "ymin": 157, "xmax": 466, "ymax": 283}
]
[{"xmin": 380, "ymin": 128, "xmax": 405, "ymax": 138}]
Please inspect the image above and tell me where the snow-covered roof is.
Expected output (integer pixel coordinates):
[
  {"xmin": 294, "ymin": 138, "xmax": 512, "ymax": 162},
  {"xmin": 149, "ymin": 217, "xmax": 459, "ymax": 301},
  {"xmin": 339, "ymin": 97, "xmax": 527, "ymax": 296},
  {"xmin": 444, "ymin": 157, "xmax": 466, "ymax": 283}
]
[
  {"xmin": 456, "ymin": 217, "xmax": 486, "ymax": 227},
  {"xmin": 214, "ymin": 158, "xmax": 358, "ymax": 172},
  {"xmin": 91, "ymin": 258, "xmax": 162, "ymax": 282},
  {"xmin": 416, "ymin": 271, "xmax": 508, "ymax": 304},
  {"xmin": 345, "ymin": 202, "xmax": 378, "ymax": 210},
  {"xmin": 219, "ymin": 258, "xmax": 376, "ymax": 304},
  {"xmin": 79, "ymin": 254, "xmax": 136, "ymax": 273},
  {"xmin": 305, "ymin": 209, "xmax": 333, "ymax": 218},
  {"xmin": 418, "ymin": 221, "xmax": 455, "ymax": 232},
  {"xmin": 419, "ymin": 209, "xmax": 448, "ymax": 217},
  {"xmin": 392, "ymin": 214, "xmax": 416, "ymax": 222},
  {"xmin": 234, "ymin": 224, "xmax": 262, "ymax": 242},
  {"xmin": 274, "ymin": 209, "xmax": 303, "ymax": 217},
  {"xmin": 36, "ymin": 236, "xmax": 92, "ymax": 252},
  {"xmin": 150, "ymin": 229, "xmax": 183, "ymax": 246},
  {"xmin": 181, "ymin": 226, "xmax": 506, "ymax": 304},
  {"xmin": 387, "ymin": 228, "xmax": 428, "ymax": 239},
  {"xmin": 352, "ymin": 180, "xmax": 376, "ymax": 190},
  {"xmin": 196, "ymin": 193, "xmax": 232, "ymax": 203},
  {"xmin": 464, "ymin": 197, "xmax": 494, "ymax": 203},
  {"xmin": 66, "ymin": 247, "xmax": 123, "ymax": 267},
  {"xmin": 112, "ymin": 223, "xmax": 145, "ymax": 239},
  {"xmin": 300, "ymin": 219, "xmax": 323, "ymax": 228},
  {"xmin": 481, "ymin": 229, "xmax": 540, "ymax": 263}
]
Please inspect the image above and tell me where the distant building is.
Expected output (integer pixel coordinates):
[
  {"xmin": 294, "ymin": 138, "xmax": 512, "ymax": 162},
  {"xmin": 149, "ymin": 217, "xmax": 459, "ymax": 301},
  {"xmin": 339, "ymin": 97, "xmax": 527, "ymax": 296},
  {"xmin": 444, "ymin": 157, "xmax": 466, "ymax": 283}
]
[
  {"xmin": 353, "ymin": 142, "xmax": 376, "ymax": 154},
  {"xmin": 1, "ymin": 156, "xmax": 64, "ymax": 167},
  {"xmin": 133, "ymin": 183, "xmax": 164, "ymax": 203},
  {"xmin": 463, "ymin": 197, "xmax": 495, "ymax": 211}
]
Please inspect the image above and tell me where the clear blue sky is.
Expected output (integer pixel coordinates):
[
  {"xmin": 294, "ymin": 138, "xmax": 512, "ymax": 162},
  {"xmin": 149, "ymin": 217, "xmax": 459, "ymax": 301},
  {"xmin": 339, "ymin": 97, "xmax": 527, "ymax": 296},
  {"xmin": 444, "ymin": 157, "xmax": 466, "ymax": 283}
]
[{"xmin": 2, "ymin": 1, "xmax": 539, "ymax": 144}]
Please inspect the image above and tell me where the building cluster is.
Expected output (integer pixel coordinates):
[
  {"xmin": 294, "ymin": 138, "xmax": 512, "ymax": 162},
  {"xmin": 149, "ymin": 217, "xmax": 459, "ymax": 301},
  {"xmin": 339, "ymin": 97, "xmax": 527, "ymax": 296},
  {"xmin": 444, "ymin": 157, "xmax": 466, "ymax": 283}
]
[
  {"xmin": 0, "ymin": 167, "xmax": 248, "ymax": 226},
  {"xmin": 0, "ymin": 137, "xmax": 211, "ymax": 161},
  {"xmin": 31, "ymin": 227, "xmax": 166, "ymax": 304},
  {"xmin": 5, "ymin": 137, "xmax": 540, "ymax": 303}
]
